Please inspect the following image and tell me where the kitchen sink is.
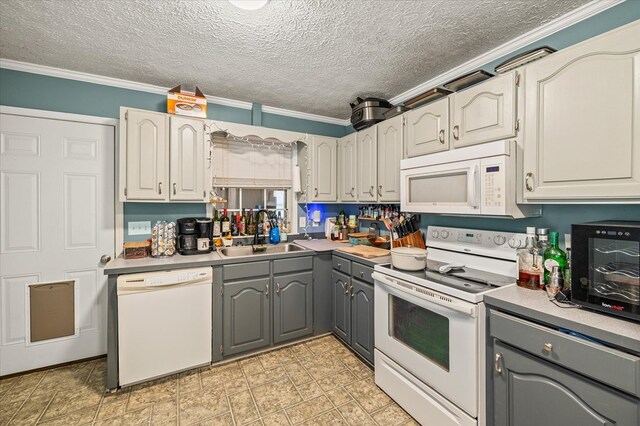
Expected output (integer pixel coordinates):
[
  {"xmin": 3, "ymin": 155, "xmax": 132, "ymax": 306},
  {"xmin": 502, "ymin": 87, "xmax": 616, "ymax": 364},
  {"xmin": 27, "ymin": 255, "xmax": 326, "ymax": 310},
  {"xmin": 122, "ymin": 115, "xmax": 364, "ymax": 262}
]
[{"xmin": 219, "ymin": 243, "xmax": 306, "ymax": 257}]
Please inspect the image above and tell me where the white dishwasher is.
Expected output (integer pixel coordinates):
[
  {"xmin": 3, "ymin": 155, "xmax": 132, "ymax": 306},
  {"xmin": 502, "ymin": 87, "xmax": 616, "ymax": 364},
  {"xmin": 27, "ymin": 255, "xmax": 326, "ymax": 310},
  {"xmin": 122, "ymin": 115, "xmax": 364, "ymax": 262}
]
[{"xmin": 117, "ymin": 267, "xmax": 212, "ymax": 387}]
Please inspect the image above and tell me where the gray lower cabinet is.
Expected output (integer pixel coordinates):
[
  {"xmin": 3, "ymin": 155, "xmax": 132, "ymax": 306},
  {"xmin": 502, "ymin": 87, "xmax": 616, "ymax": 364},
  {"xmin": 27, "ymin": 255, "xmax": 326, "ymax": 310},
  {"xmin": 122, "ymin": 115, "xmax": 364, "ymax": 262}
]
[
  {"xmin": 331, "ymin": 255, "xmax": 375, "ymax": 364},
  {"xmin": 221, "ymin": 256, "xmax": 314, "ymax": 358},
  {"xmin": 273, "ymin": 271, "xmax": 313, "ymax": 344},
  {"xmin": 223, "ymin": 277, "xmax": 270, "ymax": 357},
  {"xmin": 332, "ymin": 269, "xmax": 351, "ymax": 342},
  {"xmin": 350, "ymin": 279, "xmax": 374, "ymax": 362},
  {"xmin": 490, "ymin": 309, "xmax": 640, "ymax": 425},
  {"xmin": 493, "ymin": 340, "xmax": 639, "ymax": 425}
]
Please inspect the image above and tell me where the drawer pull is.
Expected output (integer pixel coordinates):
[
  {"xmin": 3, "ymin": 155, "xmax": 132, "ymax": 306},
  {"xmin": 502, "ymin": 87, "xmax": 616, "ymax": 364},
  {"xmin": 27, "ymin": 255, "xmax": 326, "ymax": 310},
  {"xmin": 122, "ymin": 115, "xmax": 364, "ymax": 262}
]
[
  {"xmin": 494, "ymin": 352, "xmax": 503, "ymax": 375},
  {"xmin": 360, "ymin": 271, "xmax": 364, "ymax": 278},
  {"xmin": 543, "ymin": 343, "xmax": 553, "ymax": 352}
]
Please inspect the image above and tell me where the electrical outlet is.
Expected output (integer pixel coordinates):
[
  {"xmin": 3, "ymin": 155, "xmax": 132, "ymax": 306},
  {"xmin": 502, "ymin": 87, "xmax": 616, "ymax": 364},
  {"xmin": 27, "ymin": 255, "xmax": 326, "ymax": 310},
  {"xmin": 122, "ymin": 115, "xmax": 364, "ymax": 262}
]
[
  {"xmin": 128, "ymin": 221, "xmax": 151, "ymax": 235},
  {"xmin": 299, "ymin": 217, "xmax": 306, "ymax": 228}
]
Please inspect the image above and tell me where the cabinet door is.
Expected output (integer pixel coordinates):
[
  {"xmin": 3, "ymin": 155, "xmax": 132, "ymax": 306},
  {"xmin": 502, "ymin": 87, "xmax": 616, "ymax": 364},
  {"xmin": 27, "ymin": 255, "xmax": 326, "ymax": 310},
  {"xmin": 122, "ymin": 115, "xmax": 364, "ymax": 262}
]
[
  {"xmin": 311, "ymin": 136, "xmax": 337, "ymax": 202},
  {"xmin": 493, "ymin": 340, "xmax": 639, "ymax": 426},
  {"xmin": 451, "ymin": 71, "xmax": 517, "ymax": 148},
  {"xmin": 357, "ymin": 126, "xmax": 378, "ymax": 202},
  {"xmin": 169, "ymin": 116, "xmax": 206, "ymax": 201},
  {"xmin": 350, "ymin": 279, "xmax": 374, "ymax": 363},
  {"xmin": 273, "ymin": 271, "xmax": 313, "ymax": 344},
  {"xmin": 405, "ymin": 98, "xmax": 449, "ymax": 157},
  {"xmin": 125, "ymin": 110, "xmax": 169, "ymax": 200},
  {"xmin": 331, "ymin": 270, "xmax": 351, "ymax": 343},
  {"xmin": 377, "ymin": 115, "xmax": 402, "ymax": 202},
  {"xmin": 338, "ymin": 133, "xmax": 357, "ymax": 202},
  {"xmin": 522, "ymin": 21, "xmax": 640, "ymax": 201},
  {"xmin": 223, "ymin": 278, "xmax": 270, "ymax": 356}
]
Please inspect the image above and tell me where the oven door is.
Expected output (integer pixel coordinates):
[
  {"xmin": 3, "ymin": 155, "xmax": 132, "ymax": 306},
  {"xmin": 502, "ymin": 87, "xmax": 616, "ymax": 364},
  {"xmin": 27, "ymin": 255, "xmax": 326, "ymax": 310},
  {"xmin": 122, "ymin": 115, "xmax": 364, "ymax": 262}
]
[
  {"xmin": 373, "ymin": 272, "xmax": 479, "ymax": 417},
  {"xmin": 572, "ymin": 225, "xmax": 640, "ymax": 321},
  {"xmin": 400, "ymin": 159, "xmax": 481, "ymax": 215}
]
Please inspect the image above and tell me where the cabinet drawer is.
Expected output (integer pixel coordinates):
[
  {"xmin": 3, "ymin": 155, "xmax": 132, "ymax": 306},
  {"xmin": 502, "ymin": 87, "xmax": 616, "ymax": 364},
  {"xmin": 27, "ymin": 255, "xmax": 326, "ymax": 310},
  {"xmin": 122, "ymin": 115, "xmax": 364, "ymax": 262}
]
[
  {"xmin": 332, "ymin": 256, "xmax": 351, "ymax": 275},
  {"xmin": 273, "ymin": 256, "xmax": 313, "ymax": 275},
  {"xmin": 490, "ymin": 310, "xmax": 640, "ymax": 397},
  {"xmin": 223, "ymin": 261, "xmax": 270, "ymax": 280},
  {"xmin": 351, "ymin": 262, "xmax": 374, "ymax": 285}
]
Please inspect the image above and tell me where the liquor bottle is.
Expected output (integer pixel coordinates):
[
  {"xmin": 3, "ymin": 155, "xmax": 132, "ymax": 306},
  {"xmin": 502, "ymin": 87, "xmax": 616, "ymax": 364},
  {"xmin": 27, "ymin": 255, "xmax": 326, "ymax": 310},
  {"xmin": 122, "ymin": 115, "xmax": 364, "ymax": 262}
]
[
  {"xmin": 516, "ymin": 227, "xmax": 543, "ymax": 290},
  {"xmin": 247, "ymin": 209, "xmax": 254, "ymax": 235},
  {"xmin": 277, "ymin": 211, "xmax": 283, "ymax": 230},
  {"xmin": 543, "ymin": 232, "xmax": 567, "ymax": 285},
  {"xmin": 338, "ymin": 210, "xmax": 345, "ymax": 226},
  {"xmin": 230, "ymin": 213, "xmax": 238, "ymax": 237},
  {"xmin": 239, "ymin": 209, "xmax": 247, "ymax": 235},
  {"xmin": 536, "ymin": 228, "xmax": 550, "ymax": 253},
  {"xmin": 220, "ymin": 208, "xmax": 231, "ymax": 237},
  {"xmin": 212, "ymin": 209, "xmax": 221, "ymax": 237}
]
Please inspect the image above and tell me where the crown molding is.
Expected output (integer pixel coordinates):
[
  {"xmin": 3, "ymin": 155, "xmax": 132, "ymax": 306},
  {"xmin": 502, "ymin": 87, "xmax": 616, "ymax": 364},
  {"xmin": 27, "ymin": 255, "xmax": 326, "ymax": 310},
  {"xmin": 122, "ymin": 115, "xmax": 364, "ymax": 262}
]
[
  {"xmin": 0, "ymin": 58, "xmax": 254, "ymax": 110},
  {"xmin": 261, "ymin": 105, "xmax": 350, "ymax": 126},
  {"xmin": 389, "ymin": 0, "xmax": 625, "ymax": 105}
]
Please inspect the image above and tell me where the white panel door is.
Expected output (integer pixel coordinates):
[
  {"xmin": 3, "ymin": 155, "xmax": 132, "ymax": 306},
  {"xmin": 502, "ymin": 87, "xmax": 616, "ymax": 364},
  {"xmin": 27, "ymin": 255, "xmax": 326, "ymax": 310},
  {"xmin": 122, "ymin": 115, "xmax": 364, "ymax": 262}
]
[
  {"xmin": 311, "ymin": 136, "xmax": 337, "ymax": 202},
  {"xmin": 125, "ymin": 110, "xmax": 168, "ymax": 201},
  {"xmin": 357, "ymin": 126, "xmax": 378, "ymax": 202},
  {"xmin": 405, "ymin": 98, "xmax": 449, "ymax": 158},
  {"xmin": 451, "ymin": 71, "xmax": 517, "ymax": 148},
  {"xmin": 0, "ymin": 113, "xmax": 114, "ymax": 375},
  {"xmin": 377, "ymin": 116, "xmax": 403, "ymax": 202},
  {"xmin": 338, "ymin": 133, "xmax": 357, "ymax": 202},
  {"xmin": 522, "ymin": 20, "xmax": 640, "ymax": 201},
  {"xmin": 170, "ymin": 116, "xmax": 206, "ymax": 201}
]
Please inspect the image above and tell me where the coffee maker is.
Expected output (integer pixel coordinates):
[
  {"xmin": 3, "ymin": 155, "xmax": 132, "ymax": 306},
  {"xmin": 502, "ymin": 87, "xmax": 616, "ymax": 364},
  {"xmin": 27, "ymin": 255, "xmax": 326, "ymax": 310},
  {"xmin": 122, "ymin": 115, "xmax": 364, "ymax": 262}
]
[{"xmin": 177, "ymin": 217, "xmax": 212, "ymax": 255}]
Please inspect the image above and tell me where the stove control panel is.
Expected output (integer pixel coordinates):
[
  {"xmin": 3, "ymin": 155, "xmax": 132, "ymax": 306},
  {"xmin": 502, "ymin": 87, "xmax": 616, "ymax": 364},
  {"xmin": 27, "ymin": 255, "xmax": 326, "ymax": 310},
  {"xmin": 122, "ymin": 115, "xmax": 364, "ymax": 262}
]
[{"xmin": 426, "ymin": 226, "xmax": 527, "ymax": 260}]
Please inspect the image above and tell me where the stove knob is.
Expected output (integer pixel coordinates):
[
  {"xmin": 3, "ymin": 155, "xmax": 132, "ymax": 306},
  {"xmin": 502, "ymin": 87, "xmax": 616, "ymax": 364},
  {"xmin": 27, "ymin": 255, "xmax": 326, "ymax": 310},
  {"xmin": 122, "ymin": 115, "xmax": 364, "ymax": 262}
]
[
  {"xmin": 494, "ymin": 235, "xmax": 506, "ymax": 246},
  {"xmin": 431, "ymin": 230, "xmax": 440, "ymax": 239},
  {"xmin": 441, "ymin": 230, "xmax": 450, "ymax": 239},
  {"xmin": 508, "ymin": 238, "xmax": 522, "ymax": 249}
]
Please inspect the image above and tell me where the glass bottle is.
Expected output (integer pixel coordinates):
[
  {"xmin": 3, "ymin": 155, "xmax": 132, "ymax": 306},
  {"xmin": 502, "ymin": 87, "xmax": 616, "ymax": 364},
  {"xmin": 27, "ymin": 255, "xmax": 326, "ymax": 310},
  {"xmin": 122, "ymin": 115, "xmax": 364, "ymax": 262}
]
[
  {"xmin": 212, "ymin": 209, "xmax": 221, "ymax": 237},
  {"xmin": 239, "ymin": 209, "xmax": 246, "ymax": 235},
  {"xmin": 517, "ymin": 227, "xmax": 543, "ymax": 290},
  {"xmin": 220, "ymin": 208, "xmax": 231, "ymax": 237},
  {"xmin": 536, "ymin": 228, "xmax": 550, "ymax": 253},
  {"xmin": 338, "ymin": 210, "xmax": 345, "ymax": 226},
  {"xmin": 543, "ymin": 232, "xmax": 567, "ymax": 285}
]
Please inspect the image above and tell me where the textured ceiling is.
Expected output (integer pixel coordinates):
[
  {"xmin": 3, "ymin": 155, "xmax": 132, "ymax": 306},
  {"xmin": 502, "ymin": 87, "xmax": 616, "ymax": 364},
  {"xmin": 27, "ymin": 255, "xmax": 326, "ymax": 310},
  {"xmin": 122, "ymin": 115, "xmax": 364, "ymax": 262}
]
[{"xmin": 0, "ymin": 0, "xmax": 590, "ymax": 119}]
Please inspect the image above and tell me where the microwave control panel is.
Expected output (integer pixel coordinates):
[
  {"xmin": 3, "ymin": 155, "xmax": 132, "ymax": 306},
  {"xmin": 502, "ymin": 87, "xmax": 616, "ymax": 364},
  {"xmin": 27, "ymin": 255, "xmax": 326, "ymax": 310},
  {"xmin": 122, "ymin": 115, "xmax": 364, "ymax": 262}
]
[{"xmin": 482, "ymin": 164, "xmax": 504, "ymax": 208}]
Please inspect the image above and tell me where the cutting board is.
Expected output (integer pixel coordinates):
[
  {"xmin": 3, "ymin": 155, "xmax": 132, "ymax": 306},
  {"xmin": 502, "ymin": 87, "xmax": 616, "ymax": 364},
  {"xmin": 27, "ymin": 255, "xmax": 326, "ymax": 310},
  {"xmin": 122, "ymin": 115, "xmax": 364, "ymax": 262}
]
[{"xmin": 336, "ymin": 245, "xmax": 389, "ymax": 258}]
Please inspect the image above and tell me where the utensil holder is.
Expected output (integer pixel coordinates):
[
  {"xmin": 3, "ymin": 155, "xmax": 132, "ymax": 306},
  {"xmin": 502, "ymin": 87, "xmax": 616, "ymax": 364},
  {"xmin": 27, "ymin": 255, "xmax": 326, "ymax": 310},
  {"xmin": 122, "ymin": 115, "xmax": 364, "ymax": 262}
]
[{"xmin": 392, "ymin": 230, "xmax": 426, "ymax": 249}]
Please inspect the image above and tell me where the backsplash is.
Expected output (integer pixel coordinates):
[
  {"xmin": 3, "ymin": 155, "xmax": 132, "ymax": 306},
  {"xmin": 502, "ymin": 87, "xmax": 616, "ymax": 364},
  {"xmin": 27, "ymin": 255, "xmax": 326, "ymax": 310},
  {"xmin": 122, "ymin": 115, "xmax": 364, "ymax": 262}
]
[{"xmin": 123, "ymin": 203, "xmax": 206, "ymax": 242}]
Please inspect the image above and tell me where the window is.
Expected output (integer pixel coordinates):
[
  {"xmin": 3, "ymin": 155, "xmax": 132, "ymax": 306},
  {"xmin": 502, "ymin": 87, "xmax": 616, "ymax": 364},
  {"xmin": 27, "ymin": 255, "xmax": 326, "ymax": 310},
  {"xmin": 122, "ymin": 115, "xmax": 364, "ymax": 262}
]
[{"xmin": 211, "ymin": 187, "xmax": 293, "ymax": 232}]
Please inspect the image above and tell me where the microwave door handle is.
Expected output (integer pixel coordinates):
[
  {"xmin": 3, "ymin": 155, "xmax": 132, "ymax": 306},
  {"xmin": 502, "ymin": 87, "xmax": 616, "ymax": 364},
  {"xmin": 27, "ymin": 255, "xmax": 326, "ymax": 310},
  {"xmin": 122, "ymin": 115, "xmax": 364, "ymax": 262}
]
[{"xmin": 468, "ymin": 164, "xmax": 480, "ymax": 209}]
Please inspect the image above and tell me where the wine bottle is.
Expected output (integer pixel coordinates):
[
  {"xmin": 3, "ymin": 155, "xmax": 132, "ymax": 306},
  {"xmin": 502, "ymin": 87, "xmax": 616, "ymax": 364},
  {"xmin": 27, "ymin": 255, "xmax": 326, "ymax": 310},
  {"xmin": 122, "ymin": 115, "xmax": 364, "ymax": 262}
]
[
  {"xmin": 230, "ymin": 213, "xmax": 238, "ymax": 237},
  {"xmin": 543, "ymin": 232, "xmax": 567, "ymax": 285},
  {"xmin": 221, "ymin": 208, "xmax": 231, "ymax": 237},
  {"xmin": 240, "ymin": 209, "xmax": 247, "ymax": 235},
  {"xmin": 212, "ymin": 209, "xmax": 221, "ymax": 237}
]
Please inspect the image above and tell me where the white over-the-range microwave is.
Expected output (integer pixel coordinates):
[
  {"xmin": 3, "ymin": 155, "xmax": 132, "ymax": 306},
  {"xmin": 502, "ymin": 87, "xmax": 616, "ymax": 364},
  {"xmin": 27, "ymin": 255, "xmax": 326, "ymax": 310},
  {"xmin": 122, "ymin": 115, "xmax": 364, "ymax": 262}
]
[{"xmin": 400, "ymin": 140, "xmax": 541, "ymax": 218}]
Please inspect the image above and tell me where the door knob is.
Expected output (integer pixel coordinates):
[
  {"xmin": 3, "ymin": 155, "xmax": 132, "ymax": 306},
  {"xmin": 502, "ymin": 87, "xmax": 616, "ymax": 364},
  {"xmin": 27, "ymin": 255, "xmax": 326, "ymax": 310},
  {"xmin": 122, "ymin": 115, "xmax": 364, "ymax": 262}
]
[{"xmin": 100, "ymin": 254, "xmax": 112, "ymax": 265}]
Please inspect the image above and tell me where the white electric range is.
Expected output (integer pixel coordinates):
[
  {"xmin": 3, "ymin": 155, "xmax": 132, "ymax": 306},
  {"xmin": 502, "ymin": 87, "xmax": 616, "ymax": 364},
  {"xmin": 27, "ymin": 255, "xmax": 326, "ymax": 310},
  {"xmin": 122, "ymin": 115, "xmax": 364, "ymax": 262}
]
[{"xmin": 372, "ymin": 226, "xmax": 527, "ymax": 426}]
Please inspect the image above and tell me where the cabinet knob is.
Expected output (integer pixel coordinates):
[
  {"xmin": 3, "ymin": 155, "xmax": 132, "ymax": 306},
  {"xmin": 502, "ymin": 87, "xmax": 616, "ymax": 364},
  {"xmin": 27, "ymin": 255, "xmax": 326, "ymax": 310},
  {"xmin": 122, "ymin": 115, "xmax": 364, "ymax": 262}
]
[
  {"xmin": 543, "ymin": 343, "xmax": 553, "ymax": 352},
  {"xmin": 494, "ymin": 352, "xmax": 503, "ymax": 374},
  {"xmin": 525, "ymin": 173, "xmax": 534, "ymax": 192},
  {"xmin": 452, "ymin": 125, "xmax": 460, "ymax": 140},
  {"xmin": 438, "ymin": 129, "xmax": 445, "ymax": 144}
]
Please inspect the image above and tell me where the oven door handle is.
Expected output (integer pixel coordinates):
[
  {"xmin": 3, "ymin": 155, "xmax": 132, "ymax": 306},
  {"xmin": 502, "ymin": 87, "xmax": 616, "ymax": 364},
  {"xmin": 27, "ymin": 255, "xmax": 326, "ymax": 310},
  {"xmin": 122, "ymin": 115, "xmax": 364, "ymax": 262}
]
[{"xmin": 372, "ymin": 272, "xmax": 477, "ymax": 318}]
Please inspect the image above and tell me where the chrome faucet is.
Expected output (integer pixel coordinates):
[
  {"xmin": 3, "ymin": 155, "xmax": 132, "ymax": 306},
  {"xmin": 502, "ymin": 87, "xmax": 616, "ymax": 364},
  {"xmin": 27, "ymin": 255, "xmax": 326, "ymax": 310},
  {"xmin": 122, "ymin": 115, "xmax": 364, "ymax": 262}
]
[{"xmin": 253, "ymin": 209, "xmax": 269, "ymax": 246}]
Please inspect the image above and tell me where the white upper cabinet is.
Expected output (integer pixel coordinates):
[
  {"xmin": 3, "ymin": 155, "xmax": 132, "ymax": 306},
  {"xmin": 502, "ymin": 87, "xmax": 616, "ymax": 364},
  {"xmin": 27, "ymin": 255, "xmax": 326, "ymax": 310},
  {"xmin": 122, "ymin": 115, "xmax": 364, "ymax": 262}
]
[
  {"xmin": 377, "ymin": 115, "xmax": 402, "ymax": 202},
  {"xmin": 338, "ymin": 133, "xmax": 357, "ymax": 202},
  {"xmin": 451, "ymin": 71, "xmax": 518, "ymax": 148},
  {"xmin": 123, "ymin": 109, "xmax": 169, "ymax": 201},
  {"xmin": 169, "ymin": 116, "xmax": 207, "ymax": 201},
  {"xmin": 522, "ymin": 21, "xmax": 640, "ymax": 201},
  {"xmin": 357, "ymin": 126, "xmax": 378, "ymax": 202},
  {"xmin": 311, "ymin": 135, "xmax": 338, "ymax": 202},
  {"xmin": 405, "ymin": 98, "xmax": 449, "ymax": 158}
]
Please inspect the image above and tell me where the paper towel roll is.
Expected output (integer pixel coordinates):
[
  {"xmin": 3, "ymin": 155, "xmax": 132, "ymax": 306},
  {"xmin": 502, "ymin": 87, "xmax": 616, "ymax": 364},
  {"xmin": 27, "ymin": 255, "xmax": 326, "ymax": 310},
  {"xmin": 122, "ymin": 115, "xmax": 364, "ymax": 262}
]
[{"xmin": 292, "ymin": 165, "xmax": 302, "ymax": 193}]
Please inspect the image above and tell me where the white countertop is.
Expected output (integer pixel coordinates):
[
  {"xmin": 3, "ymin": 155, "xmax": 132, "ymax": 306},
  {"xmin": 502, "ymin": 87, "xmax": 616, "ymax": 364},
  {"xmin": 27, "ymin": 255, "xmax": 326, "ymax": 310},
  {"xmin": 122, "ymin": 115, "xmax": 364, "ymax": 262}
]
[{"xmin": 485, "ymin": 285, "xmax": 640, "ymax": 354}]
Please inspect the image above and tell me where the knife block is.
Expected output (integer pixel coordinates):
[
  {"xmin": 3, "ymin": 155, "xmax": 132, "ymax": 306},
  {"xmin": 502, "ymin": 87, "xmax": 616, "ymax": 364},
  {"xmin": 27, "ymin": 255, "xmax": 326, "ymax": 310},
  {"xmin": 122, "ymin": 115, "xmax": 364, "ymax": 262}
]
[{"xmin": 392, "ymin": 230, "xmax": 426, "ymax": 249}]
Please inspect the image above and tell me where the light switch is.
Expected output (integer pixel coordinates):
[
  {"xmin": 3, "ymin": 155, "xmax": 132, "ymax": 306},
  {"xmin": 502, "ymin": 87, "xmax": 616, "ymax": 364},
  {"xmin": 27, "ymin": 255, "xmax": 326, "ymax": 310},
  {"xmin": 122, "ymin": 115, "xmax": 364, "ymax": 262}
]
[{"xmin": 128, "ymin": 221, "xmax": 151, "ymax": 235}]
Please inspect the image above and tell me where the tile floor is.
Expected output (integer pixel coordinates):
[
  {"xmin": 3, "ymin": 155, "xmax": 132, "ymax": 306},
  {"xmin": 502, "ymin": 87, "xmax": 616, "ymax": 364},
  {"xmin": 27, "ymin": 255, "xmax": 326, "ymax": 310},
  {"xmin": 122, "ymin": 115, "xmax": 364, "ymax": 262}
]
[{"xmin": 0, "ymin": 335, "xmax": 418, "ymax": 425}]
